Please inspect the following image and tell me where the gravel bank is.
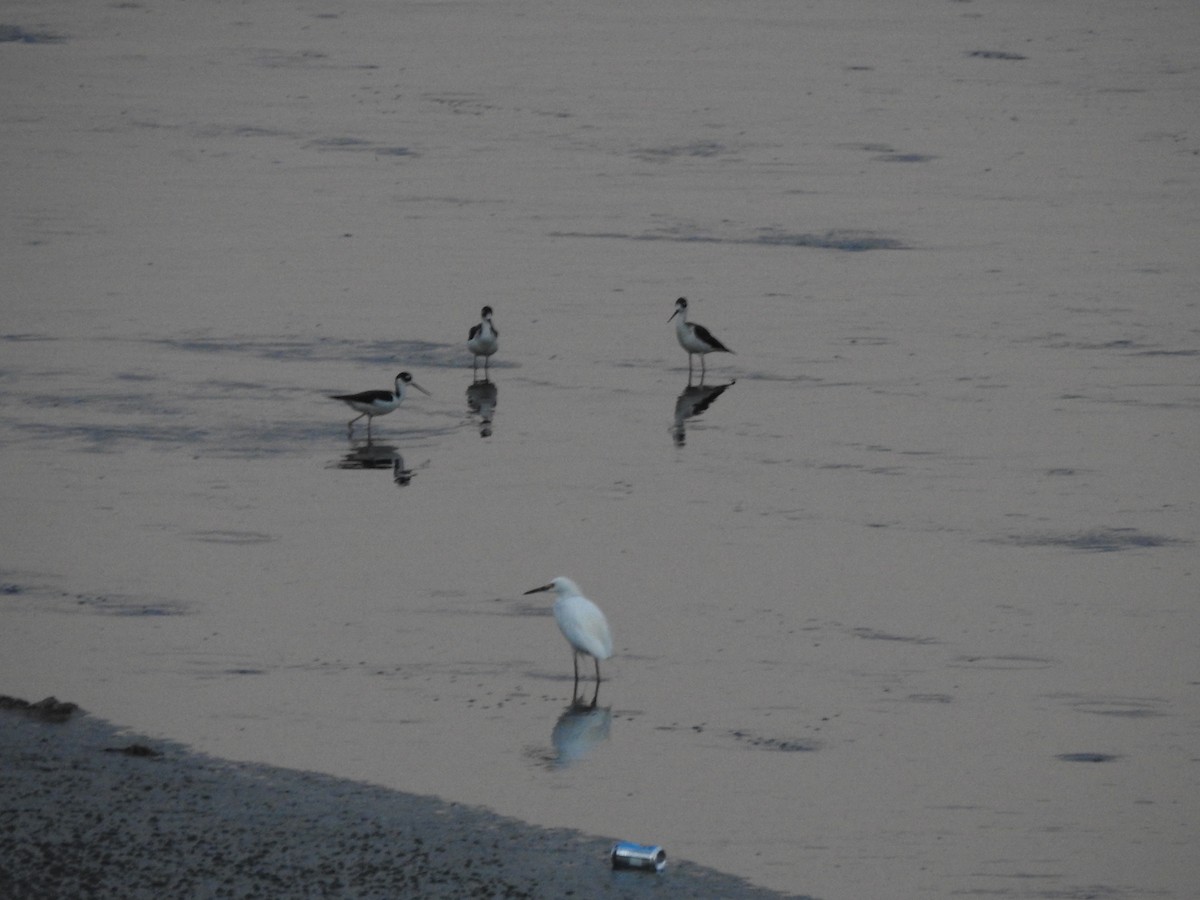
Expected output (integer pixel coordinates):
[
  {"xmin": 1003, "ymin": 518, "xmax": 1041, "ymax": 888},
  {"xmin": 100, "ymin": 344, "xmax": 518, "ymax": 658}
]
[{"xmin": 0, "ymin": 699, "xmax": 804, "ymax": 899}]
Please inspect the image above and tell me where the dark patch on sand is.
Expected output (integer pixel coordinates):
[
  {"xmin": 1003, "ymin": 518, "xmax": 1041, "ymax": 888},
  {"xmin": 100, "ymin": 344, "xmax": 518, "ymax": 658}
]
[
  {"xmin": 73, "ymin": 594, "xmax": 190, "ymax": 617},
  {"xmin": 851, "ymin": 628, "xmax": 940, "ymax": 645},
  {"xmin": 967, "ymin": 50, "xmax": 1027, "ymax": 61},
  {"xmin": 1059, "ymin": 696, "xmax": 1166, "ymax": 719},
  {"xmin": 728, "ymin": 730, "xmax": 819, "ymax": 753},
  {"xmin": 152, "ymin": 335, "xmax": 462, "ymax": 369},
  {"xmin": 185, "ymin": 530, "xmax": 275, "ymax": 545},
  {"xmin": 949, "ymin": 655, "xmax": 1055, "ymax": 671},
  {"xmin": 632, "ymin": 140, "xmax": 731, "ymax": 161},
  {"xmin": 254, "ymin": 49, "xmax": 331, "ymax": 69},
  {"xmin": 0, "ymin": 24, "xmax": 66, "ymax": 43},
  {"xmin": 992, "ymin": 527, "xmax": 1187, "ymax": 552},
  {"xmin": 550, "ymin": 227, "xmax": 906, "ymax": 251},
  {"xmin": 1, "ymin": 583, "xmax": 190, "ymax": 618},
  {"xmin": 873, "ymin": 152, "xmax": 937, "ymax": 163},
  {"xmin": 1132, "ymin": 348, "xmax": 1200, "ymax": 357}
]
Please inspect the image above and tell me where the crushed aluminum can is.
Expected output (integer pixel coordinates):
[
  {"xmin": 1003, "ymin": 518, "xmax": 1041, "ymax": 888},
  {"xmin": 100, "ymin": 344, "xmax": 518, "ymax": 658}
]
[{"xmin": 610, "ymin": 840, "xmax": 667, "ymax": 873}]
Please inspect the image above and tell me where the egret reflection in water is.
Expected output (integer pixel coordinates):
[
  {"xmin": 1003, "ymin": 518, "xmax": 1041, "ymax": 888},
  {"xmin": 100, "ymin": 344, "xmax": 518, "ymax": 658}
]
[
  {"xmin": 550, "ymin": 701, "xmax": 612, "ymax": 768},
  {"xmin": 466, "ymin": 379, "xmax": 498, "ymax": 437},
  {"xmin": 672, "ymin": 379, "xmax": 735, "ymax": 446},
  {"xmin": 328, "ymin": 440, "xmax": 414, "ymax": 486}
]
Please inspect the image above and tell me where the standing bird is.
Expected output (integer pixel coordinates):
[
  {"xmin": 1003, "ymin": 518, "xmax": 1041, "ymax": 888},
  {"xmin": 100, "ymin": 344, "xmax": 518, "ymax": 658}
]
[
  {"xmin": 524, "ymin": 577, "xmax": 614, "ymax": 691},
  {"xmin": 329, "ymin": 371, "xmax": 430, "ymax": 439},
  {"xmin": 468, "ymin": 305, "xmax": 499, "ymax": 376},
  {"xmin": 668, "ymin": 297, "xmax": 732, "ymax": 378}
]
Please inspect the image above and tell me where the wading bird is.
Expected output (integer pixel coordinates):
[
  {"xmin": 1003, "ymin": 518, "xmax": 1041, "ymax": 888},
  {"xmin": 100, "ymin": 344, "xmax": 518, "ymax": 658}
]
[
  {"xmin": 524, "ymin": 577, "xmax": 613, "ymax": 694},
  {"xmin": 668, "ymin": 296, "xmax": 732, "ymax": 377},
  {"xmin": 329, "ymin": 371, "xmax": 430, "ymax": 438},
  {"xmin": 468, "ymin": 305, "xmax": 499, "ymax": 376}
]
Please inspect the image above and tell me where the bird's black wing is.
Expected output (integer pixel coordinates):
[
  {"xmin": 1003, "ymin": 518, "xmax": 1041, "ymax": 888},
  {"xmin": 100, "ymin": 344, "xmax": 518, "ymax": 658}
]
[
  {"xmin": 693, "ymin": 323, "xmax": 732, "ymax": 353},
  {"xmin": 331, "ymin": 389, "xmax": 393, "ymax": 403}
]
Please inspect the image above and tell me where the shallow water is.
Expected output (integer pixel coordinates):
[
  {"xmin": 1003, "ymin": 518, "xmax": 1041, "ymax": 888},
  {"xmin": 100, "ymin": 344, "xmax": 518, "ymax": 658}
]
[{"xmin": 3, "ymin": 1, "xmax": 1198, "ymax": 897}]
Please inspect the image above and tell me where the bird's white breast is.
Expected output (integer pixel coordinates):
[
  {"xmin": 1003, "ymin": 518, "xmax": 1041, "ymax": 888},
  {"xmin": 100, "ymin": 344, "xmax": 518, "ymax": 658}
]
[
  {"xmin": 675, "ymin": 318, "xmax": 711, "ymax": 354},
  {"xmin": 554, "ymin": 595, "xmax": 613, "ymax": 660}
]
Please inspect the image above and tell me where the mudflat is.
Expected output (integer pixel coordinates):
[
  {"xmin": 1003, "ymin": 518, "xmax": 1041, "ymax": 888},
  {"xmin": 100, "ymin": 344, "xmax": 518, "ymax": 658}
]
[{"xmin": 2, "ymin": 1, "xmax": 1197, "ymax": 897}]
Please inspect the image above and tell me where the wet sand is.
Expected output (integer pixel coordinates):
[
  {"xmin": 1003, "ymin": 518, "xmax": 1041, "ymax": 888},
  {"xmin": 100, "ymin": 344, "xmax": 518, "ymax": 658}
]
[
  {"xmin": 3, "ymin": 1, "xmax": 1199, "ymax": 897},
  {"xmin": 0, "ymin": 699, "xmax": 792, "ymax": 898}
]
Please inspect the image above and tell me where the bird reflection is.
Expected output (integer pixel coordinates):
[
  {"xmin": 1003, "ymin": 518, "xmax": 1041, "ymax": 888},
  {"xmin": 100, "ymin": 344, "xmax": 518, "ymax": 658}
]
[
  {"xmin": 672, "ymin": 379, "xmax": 735, "ymax": 446},
  {"xmin": 329, "ymin": 440, "xmax": 414, "ymax": 487},
  {"xmin": 466, "ymin": 379, "xmax": 498, "ymax": 437},
  {"xmin": 550, "ymin": 700, "xmax": 612, "ymax": 768}
]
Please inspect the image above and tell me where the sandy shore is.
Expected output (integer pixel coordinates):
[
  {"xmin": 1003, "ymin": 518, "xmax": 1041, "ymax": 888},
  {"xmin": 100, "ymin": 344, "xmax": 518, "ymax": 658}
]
[{"xmin": 0, "ymin": 698, "xmax": 800, "ymax": 899}]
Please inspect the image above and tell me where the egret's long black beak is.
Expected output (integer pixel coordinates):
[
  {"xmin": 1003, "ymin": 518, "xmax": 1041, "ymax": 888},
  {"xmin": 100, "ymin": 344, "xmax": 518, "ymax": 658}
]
[
  {"xmin": 411, "ymin": 382, "xmax": 432, "ymax": 396},
  {"xmin": 667, "ymin": 308, "xmax": 680, "ymax": 322},
  {"xmin": 523, "ymin": 583, "xmax": 553, "ymax": 595}
]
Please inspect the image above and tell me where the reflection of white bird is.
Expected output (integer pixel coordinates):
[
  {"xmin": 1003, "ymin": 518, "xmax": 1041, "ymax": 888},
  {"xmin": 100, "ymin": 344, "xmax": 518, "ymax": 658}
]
[
  {"xmin": 551, "ymin": 703, "xmax": 612, "ymax": 767},
  {"xmin": 329, "ymin": 371, "xmax": 430, "ymax": 438},
  {"xmin": 523, "ymin": 577, "xmax": 613, "ymax": 685},
  {"xmin": 468, "ymin": 305, "xmax": 499, "ymax": 375},
  {"xmin": 668, "ymin": 297, "xmax": 732, "ymax": 377}
]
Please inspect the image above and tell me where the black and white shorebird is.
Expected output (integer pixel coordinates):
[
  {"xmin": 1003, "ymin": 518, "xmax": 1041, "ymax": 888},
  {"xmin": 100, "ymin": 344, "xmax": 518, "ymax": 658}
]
[
  {"xmin": 668, "ymin": 297, "xmax": 732, "ymax": 377},
  {"xmin": 329, "ymin": 371, "xmax": 430, "ymax": 438},
  {"xmin": 467, "ymin": 305, "xmax": 499, "ymax": 376}
]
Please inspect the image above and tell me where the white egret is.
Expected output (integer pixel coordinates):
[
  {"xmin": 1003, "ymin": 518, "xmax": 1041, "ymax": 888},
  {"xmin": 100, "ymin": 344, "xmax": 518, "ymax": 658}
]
[
  {"xmin": 329, "ymin": 371, "xmax": 430, "ymax": 438},
  {"xmin": 524, "ymin": 577, "xmax": 613, "ymax": 686}
]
